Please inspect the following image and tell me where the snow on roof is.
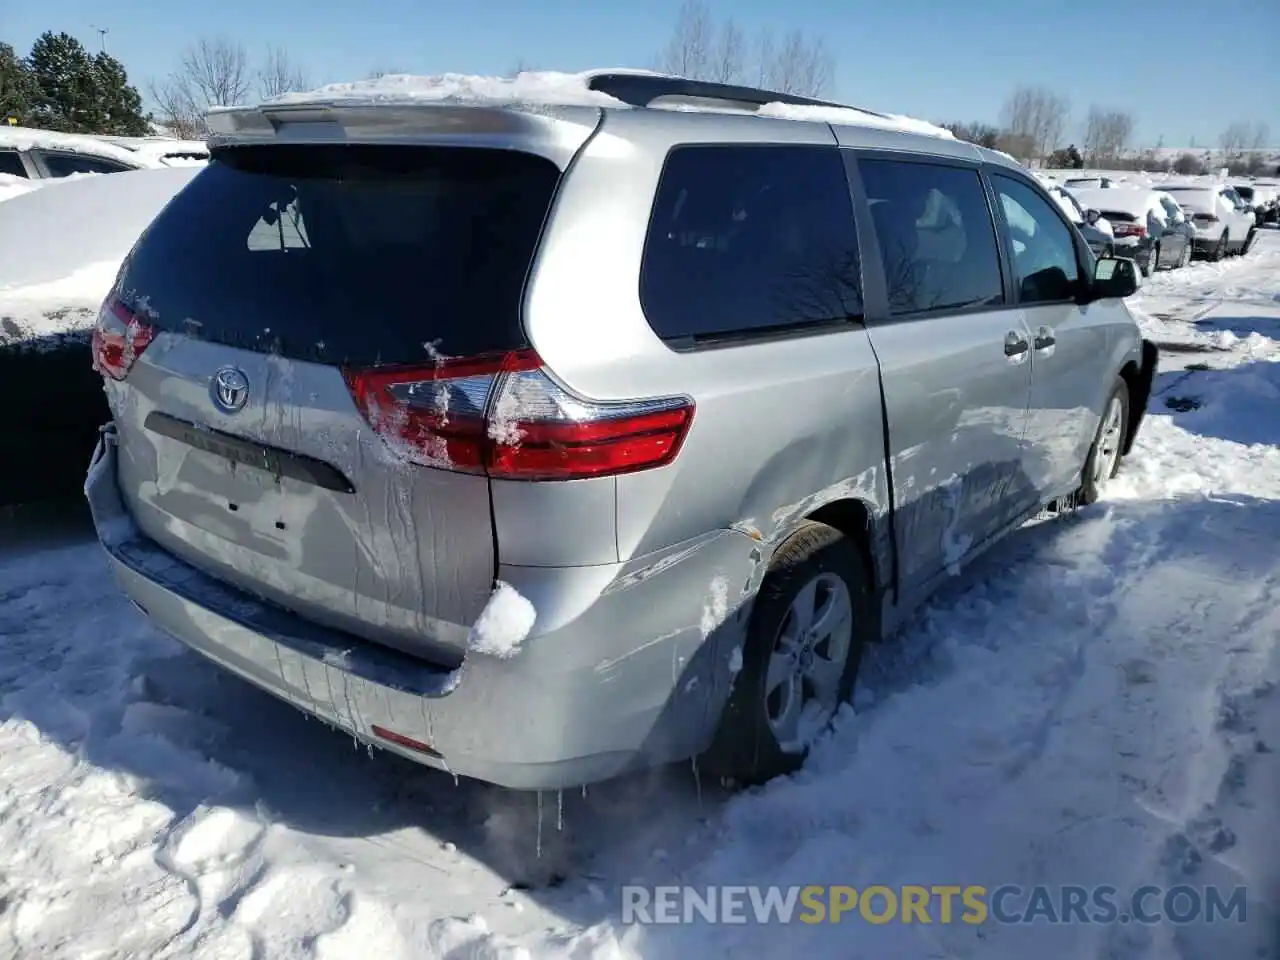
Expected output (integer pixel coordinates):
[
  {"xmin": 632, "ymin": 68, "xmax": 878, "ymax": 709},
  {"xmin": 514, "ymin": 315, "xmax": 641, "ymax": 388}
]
[
  {"xmin": 260, "ymin": 69, "xmax": 633, "ymax": 109},
  {"xmin": 257, "ymin": 68, "xmax": 954, "ymax": 138},
  {"xmin": 1069, "ymin": 185, "xmax": 1160, "ymax": 217},
  {"xmin": 0, "ymin": 127, "xmax": 154, "ymax": 167},
  {"xmin": 753, "ymin": 101, "xmax": 954, "ymax": 139}
]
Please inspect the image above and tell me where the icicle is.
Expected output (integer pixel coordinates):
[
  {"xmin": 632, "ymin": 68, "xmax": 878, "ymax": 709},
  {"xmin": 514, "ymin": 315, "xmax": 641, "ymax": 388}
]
[
  {"xmin": 535, "ymin": 791, "xmax": 544, "ymax": 860},
  {"xmin": 691, "ymin": 754, "xmax": 703, "ymax": 809},
  {"xmin": 581, "ymin": 784, "xmax": 587, "ymax": 800},
  {"xmin": 557, "ymin": 790, "xmax": 564, "ymax": 832}
]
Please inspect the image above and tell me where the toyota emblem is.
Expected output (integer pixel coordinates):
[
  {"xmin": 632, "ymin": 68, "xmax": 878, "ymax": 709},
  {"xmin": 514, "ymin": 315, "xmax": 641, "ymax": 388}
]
[{"xmin": 211, "ymin": 366, "xmax": 250, "ymax": 414}]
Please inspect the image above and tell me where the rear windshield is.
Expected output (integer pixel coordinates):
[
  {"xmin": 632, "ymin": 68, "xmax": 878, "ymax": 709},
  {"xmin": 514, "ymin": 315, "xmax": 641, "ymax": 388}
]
[{"xmin": 114, "ymin": 144, "xmax": 559, "ymax": 365}]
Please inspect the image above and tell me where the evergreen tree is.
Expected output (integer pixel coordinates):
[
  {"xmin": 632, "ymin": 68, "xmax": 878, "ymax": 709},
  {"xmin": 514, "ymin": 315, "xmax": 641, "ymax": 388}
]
[
  {"xmin": 22, "ymin": 31, "xmax": 150, "ymax": 134},
  {"xmin": 0, "ymin": 42, "xmax": 38, "ymax": 125},
  {"xmin": 91, "ymin": 52, "xmax": 151, "ymax": 135},
  {"xmin": 25, "ymin": 31, "xmax": 98, "ymax": 131}
]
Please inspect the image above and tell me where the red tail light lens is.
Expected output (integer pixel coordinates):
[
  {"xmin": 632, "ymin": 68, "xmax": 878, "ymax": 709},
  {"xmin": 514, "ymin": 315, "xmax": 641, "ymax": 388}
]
[
  {"xmin": 343, "ymin": 349, "xmax": 694, "ymax": 481},
  {"xmin": 1111, "ymin": 222, "xmax": 1146, "ymax": 238},
  {"xmin": 93, "ymin": 296, "xmax": 156, "ymax": 380}
]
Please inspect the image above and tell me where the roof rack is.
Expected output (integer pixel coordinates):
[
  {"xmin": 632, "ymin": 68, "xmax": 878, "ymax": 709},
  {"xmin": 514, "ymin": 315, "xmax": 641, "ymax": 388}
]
[{"xmin": 585, "ymin": 72, "xmax": 893, "ymax": 119}]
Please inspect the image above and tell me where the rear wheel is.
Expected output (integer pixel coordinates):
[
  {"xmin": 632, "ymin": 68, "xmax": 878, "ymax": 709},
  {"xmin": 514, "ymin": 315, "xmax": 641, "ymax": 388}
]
[
  {"xmin": 702, "ymin": 521, "xmax": 871, "ymax": 786},
  {"xmin": 1079, "ymin": 379, "xmax": 1130, "ymax": 506},
  {"xmin": 1141, "ymin": 244, "xmax": 1157, "ymax": 277},
  {"xmin": 1209, "ymin": 232, "xmax": 1228, "ymax": 261}
]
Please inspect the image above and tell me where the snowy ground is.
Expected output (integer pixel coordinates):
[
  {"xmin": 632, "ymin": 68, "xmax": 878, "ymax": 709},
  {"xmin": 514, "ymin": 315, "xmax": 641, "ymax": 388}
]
[{"xmin": 2, "ymin": 234, "xmax": 1279, "ymax": 959}]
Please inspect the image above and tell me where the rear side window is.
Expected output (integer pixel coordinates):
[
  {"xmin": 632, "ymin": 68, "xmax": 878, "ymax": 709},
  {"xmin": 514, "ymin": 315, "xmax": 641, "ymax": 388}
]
[
  {"xmin": 859, "ymin": 159, "xmax": 1004, "ymax": 315},
  {"xmin": 114, "ymin": 145, "xmax": 560, "ymax": 365},
  {"xmin": 0, "ymin": 150, "xmax": 26, "ymax": 178},
  {"xmin": 640, "ymin": 145, "xmax": 862, "ymax": 343},
  {"xmin": 39, "ymin": 151, "xmax": 133, "ymax": 175},
  {"xmin": 991, "ymin": 174, "xmax": 1081, "ymax": 305}
]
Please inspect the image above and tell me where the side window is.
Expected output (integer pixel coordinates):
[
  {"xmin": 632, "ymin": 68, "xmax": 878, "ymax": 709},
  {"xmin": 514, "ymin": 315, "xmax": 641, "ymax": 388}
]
[
  {"xmin": 858, "ymin": 159, "xmax": 1003, "ymax": 315},
  {"xmin": 640, "ymin": 145, "xmax": 862, "ymax": 342},
  {"xmin": 0, "ymin": 150, "xmax": 27, "ymax": 178},
  {"xmin": 39, "ymin": 151, "xmax": 133, "ymax": 176},
  {"xmin": 991, "ymin": 174, "xmax": 1081, "ymax": 305}
]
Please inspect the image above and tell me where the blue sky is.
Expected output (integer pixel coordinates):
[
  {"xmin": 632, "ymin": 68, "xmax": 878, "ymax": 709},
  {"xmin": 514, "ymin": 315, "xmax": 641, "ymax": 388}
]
[{"xmin": 10, "ymin": 0, "xmax": 1279, "ymax": 147}]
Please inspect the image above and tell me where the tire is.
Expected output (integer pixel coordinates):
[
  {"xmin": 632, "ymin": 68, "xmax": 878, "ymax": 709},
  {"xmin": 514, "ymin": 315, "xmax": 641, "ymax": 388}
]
[
  {"xmin": 1140, "ymin": 245, "xmax": 1156, "ymax": 278},
  {"xmin": 1208, "ymin": 232, "xmax": 1228, "ymax": 262},
  {"xmin": 702, "ymin": 521, "xmax": 872, "ymax": 786},
  {"xmin": 1179, "ymin": 239, "xmax": 1192, "ymax": 268},
  {"xmin": 1243, "ymin": 229, "xmax": 1256, "ymax": 255},
  {"xmin": 1079, "ymin": 379, "xmax": 1130, "ymax": 506}
]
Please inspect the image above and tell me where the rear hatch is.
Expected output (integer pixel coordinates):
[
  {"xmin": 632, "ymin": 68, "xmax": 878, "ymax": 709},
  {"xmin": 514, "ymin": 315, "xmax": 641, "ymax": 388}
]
[{"xmin": 98, "ymin": 143, "xmax": 563, "ymax": 665}]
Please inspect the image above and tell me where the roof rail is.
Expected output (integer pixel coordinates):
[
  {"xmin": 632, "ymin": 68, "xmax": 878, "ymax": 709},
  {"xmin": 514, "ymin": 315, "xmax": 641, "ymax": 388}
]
[{"xmin": 585, "ymin": 72, "xmax": 893, "ymax": 119}]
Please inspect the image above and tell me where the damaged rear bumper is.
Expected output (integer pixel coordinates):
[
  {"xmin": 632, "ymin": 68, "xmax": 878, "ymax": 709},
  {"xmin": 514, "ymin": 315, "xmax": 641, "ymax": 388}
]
[{"xmin": 86, "ymin": 422, "xmax": 756, "ymax": 791}]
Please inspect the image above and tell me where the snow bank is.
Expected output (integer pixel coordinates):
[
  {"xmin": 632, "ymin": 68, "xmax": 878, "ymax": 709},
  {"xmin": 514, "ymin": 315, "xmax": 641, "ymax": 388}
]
[
  {"xmin": 466, "ymin": 582, "xmax": 537, "ymax": 659},
  {"xmin": 0, "ymin": 172, "xmax": 39, "ymax": 204},
  {"xmin": 0, "ymin": 167, "xmax": 198, "ymax": 340}
]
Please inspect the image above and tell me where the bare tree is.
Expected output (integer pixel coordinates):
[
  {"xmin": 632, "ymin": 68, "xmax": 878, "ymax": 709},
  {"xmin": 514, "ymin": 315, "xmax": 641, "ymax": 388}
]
[
  {"xmin": 257, "ymin": 45, "xmax": 309, "ymax": 100},
  {"xmin": 656, "ymin": 1, "xmax": 833, "ymax": 97},
  {"xmin": 1219, "ymin": 120, "xmax": 1251, "ymax": 160},
  {"xmin": 1001, "ymin": 85, "xmax": 1071, "ymax": 161},
  {"xmin": 366, "ymin": 64, "xmax": 404, "ymax": 80},
  {"xmin": 1250, "ymin": 122, "xmax": 1270, "ymax": 152},
  {"xmin": 657, "ymin": 0, "xmax": 715, "ymax": 78},
  {"xmin": 151, "ymin": 37, "xmax": 250, "ymax": 136},
  {"xmin": 709, "ymin": 18, "xmax": 745, "ymax": 84},
  {"xmin": 763, "ymin": 29, "xmax": 833, "ymax": 96},
  {"xmin": 507, "ymin": 58, "xmax": 538, "ymax": 76},
  {"xmin": 1082, "ymin": 105, "xmax": 1135, "ymax": 164}
]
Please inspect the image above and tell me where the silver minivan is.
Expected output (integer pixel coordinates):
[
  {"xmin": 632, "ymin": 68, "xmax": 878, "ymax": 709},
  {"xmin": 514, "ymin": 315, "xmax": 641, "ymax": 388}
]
[{"xmin": 86, "ymin": 72, "xmax": 1157, "ymax": 790}]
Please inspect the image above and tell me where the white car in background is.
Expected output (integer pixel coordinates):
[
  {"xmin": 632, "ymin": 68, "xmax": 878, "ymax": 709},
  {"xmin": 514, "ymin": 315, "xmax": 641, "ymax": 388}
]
[
  {"xmin": 1070, "ymin": 186, "xmax": 1193, "ymax": 275},
  {"xmin": 1158, "ymin": 182, "xmax": 1258, "ymax": 260},
  {"xmin": 0, "ymin": 127, "xmax": 162, "ymax": 182}
]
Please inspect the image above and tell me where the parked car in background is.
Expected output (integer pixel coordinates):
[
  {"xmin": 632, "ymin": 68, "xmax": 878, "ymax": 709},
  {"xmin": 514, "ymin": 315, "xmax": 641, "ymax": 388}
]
[
  {"xmin": 1048, "ymin": 183, "xmax": 1114, "ymax": 258},
  {"xmin": 0, "ymin": 127, "xmax": 161, "ymax": 181},
  {"xmin": 1229, "ymin": 181, "xmax": 1277, "ymax": 226},
  {"xmin": 1069, "ymin": 186, "xmax": 1191, "ymax": 275},
  {"xmin": 96, "ymin": 135, "xmax": 210, "ymax": 168},
  {"xmin": 1064, "ymin": 175, "xmax": 1118, "ymax": 190},
  {"xmin": 0, "ymin": 166, "xmax": 200, "ymax": 507},
  {"xmin": 1252, "ymin": 181, "xmax": 1280, "ymax": 223},
  {"xmin": 1159, "ymin": 182, "xmax": 1258, "ymax": 259},
  {"xmin": 85, "ymin": 70, "xmax": 1157, "ymax": 791}
]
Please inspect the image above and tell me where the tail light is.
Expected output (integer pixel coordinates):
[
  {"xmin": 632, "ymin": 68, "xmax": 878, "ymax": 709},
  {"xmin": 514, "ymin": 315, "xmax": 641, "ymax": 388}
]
[
  {"xmin": 92, "ymin": 296, "xmax": 156, "ymax": 380},
  {"xmin": 1111, "ymin": 222, "xmax": 1146, "ymax": 238},
  {"xmin": 343, "ymin": 348, "xmax": 694, "ymax": 481}
]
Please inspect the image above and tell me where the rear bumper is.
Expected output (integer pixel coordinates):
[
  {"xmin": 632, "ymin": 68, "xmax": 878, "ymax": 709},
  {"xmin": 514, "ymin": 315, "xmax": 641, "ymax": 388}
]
[{"xmin": 86, "ymin": 423, "xmax": 756, "ymax": 790}]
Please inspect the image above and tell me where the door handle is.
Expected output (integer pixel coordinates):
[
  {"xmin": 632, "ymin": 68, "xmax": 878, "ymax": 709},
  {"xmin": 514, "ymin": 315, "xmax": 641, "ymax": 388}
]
[
  {"xmin": 1004, "ymin": 331, "xmax": 1029, "ymax": 359},
  {"xmin": 1034, "ymin": 326, "xmax": 1056, "ymax": 351}
]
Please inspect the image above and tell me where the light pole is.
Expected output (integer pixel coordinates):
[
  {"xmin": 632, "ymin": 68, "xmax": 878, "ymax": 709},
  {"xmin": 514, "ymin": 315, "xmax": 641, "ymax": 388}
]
[{"xmin": 90, "ymin": 26, "xmax": 109, "ymax": 54}]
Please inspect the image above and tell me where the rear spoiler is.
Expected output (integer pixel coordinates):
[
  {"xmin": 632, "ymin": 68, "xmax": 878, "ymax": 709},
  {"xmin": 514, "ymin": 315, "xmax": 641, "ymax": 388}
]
[{"xmin": 204, "ymin": 101, "xmax": 604, "ymax": 168}]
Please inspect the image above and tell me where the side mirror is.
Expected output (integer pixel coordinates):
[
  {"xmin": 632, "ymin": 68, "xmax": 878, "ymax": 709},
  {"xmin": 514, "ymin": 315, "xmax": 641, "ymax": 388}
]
[
  {"xmin": 1092, "ymin": 256, "xmax": 1139, "ymax": 299},
  {"xmin": 1085, "ymin": 208, "xmax": 1101, "ymax": 225}
]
